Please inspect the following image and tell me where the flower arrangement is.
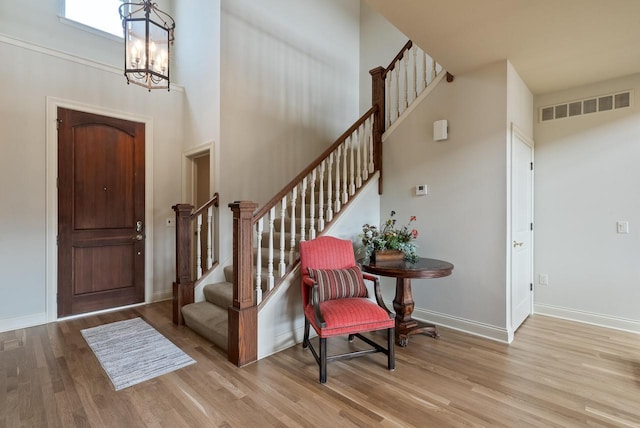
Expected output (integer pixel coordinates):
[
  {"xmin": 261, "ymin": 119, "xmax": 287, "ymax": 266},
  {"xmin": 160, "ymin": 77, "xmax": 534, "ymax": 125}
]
[{"xmin": 360, "ymin": 211, "xmax": 419, "ymax": 263}]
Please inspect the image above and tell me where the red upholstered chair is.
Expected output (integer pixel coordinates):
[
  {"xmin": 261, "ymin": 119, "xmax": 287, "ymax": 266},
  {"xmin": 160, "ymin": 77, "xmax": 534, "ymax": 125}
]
[{"xmin": 299, "ymin": 236, "xmax": 395, "ymax": 383}]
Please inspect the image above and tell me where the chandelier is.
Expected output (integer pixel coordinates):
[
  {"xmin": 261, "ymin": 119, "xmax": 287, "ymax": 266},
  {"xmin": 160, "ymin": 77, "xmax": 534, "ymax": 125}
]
[{"xmin": 119, "ymin": 1, "xmax": 175, "ymax": 91}]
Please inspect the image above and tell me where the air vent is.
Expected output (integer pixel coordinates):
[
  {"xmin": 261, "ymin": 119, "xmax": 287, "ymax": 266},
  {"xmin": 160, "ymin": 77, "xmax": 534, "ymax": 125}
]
[{"xmin": 540, "ymin": 90, "xmax": 632, "ymax": 122}]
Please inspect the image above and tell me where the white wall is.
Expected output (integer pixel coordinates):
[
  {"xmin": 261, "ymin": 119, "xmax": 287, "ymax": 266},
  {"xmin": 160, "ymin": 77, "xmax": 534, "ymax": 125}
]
[
  {"xmin": 359, "ymin": 1, "xmax": 407, "ymax": 114},
  {"xmin": 379, "ymin": 61, "xmax": 511, "ymax": 339},
  {"xmin": 173, "ymin": 0, "xmax": 221, "ymax": 152},
  {"xmin": 218, "ymin": 0, "xmax": 361, "ymax": 263},
  {"xmin": 534, "ymin": 74, "xmax": 640, "ymax": 332},
  {"xmin": 0, "ymin": 1, "xmax": 184, "ymax": 330}
]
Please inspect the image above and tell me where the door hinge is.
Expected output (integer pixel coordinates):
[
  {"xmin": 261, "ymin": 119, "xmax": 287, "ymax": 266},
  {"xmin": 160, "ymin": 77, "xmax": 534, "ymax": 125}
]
[
  {"xmin": 530, "ymin": 283, "xmax": 533, "ymax": 291},
  {"xmin": 530, "ymin": 222, "xmax": 533, "ymax": 231},
  {"xmin": 56, "ymin": 118, "xmax": 62, "ymax": 130},
  {"xmin": 530, "ymin": 162, "xmax": 533, "ymax": 171}
]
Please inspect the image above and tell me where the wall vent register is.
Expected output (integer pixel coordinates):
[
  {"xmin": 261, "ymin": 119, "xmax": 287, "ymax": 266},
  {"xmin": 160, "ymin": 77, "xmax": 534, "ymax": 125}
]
[{"xmin": 540, "ymin": 90, "xmax": 632, "ymax": 122}]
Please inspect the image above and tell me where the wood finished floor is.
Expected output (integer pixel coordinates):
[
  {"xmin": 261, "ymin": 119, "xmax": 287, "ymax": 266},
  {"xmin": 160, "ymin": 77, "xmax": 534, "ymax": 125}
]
[{"xmin": 1, "ymin": 301, "xmax": 639, "ymax": 427}]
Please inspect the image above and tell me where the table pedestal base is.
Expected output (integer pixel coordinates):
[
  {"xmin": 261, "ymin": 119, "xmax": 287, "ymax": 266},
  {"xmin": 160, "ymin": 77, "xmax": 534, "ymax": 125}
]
[
  {"xmin": 393, "ymin": 277, "xmax": 439, "ymax": 347},
  {"xmin": 397, "ymin": 319, "xmax": 439, "ymax": 347}
]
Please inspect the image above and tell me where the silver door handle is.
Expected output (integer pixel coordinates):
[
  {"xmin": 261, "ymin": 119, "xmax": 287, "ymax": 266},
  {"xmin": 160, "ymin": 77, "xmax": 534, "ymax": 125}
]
[{"xmin": 133, "ymin": 234, "xmax": 144, "ymax": 241}]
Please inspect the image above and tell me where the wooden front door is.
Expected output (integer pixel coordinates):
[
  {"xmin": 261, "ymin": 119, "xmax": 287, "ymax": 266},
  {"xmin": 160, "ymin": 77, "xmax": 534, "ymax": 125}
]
[{"xmin": 57, "ymin": 108, "xmax": 145, "ymax": 317}]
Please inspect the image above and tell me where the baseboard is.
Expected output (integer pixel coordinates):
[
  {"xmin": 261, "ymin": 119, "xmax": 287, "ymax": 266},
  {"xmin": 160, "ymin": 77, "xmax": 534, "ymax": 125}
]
[
  {"xmin": 534, "ymin": 303, "xmax": 640, "ymax": 334},
  {"xmin": 151, "ymin": 290, "xmax": 173, "ymax": 303},
  {"xmin": 0, "ymin": 312, "xmax": 48, "ymax": 333},
  {"xmin": 389, "ymin": 301, "xmax": 511, "ymax": 343},
  {"xmin": 258, "ymin": 323, "xmax": 307, "ymax": 360}
]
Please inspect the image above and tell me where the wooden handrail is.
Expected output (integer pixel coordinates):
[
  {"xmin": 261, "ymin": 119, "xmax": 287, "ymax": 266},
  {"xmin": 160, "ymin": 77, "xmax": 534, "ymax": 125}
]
[
  {"xmin": 384, "ymin": 40, "xmax": 412, "ymax": 77},
  {"xmin": 253, "ymin": 105, "xmax": 378, "ymax": 222},
  {"xmin": 192, "ymin": 192, "xmax": 219, "ymax": 219}
]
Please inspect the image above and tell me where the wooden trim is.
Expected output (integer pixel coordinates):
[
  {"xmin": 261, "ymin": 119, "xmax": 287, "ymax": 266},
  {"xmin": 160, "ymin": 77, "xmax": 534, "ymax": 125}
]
[
  {"xmin": 370, "ymin": 66, "xmax": 385, "ymax": 194},
  {"xmin": 229, "ymin": 201, "xmax": 259, "ymax": 366},
  {"xmin": 172, "ymin": 203, "xmax": 194, "ymax": 325},
  {"xmin": 228, "ymin": 306, "xmax": 258, "ymax": 367}
]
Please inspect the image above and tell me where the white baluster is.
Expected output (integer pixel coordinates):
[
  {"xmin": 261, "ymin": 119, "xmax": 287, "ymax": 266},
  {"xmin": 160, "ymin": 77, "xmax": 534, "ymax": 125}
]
[
  {"xmin": 326, "ymin": 153, "xmax": 333, "ymax": 222},
  {"xmin": 422, "ymin": 50, "xmax": 427, "ymax": 90},
  {"xmin": 196, "ymin": 213, "xmax": 202, "ymax": 279},
  {"xmin": 413, "ymin": 46, "xmax": 418, "ymax": 100},
  {"xmin": 300, "ymin": 177, "xmax": 307, "ymax": 242},
  {"xmin": 349, "ymin": 135, "xmax": 356, "ymax": 196},
  {"xmin": 334, "ymin": 146, "xmax": 341, "ymax": 212},
  {"xmin": 309, "ymin": 169, "xmax": 316, "ymax": 240},
  {"xmin": 255, "ymin": 217, "xmax": 263, "ymax": 304},
  {"xmin": 318, "ymin": 160, "xmax": 325, "ymax": 231},
  {"xmin": 267, "ymin": 207, "xmax": 275, "ymax": 292},
  {"xmin": 403, "ymin": 54, "xmax": 409, "ymax": 110},
  {"xmin": 368, "ymin": 120, "xmax": 375, "ymax": 174},
  {"xmin": 362, "ymin": 119, "xmax": 369, "ymax": 181},
  {"xmin": 279, "ymin": 196, "xmax": 286, "ymax": 277},
  {"xmin": 289, "ymin": 186, "xmax": 297, "ymax": 264},
  {"xmin": 207, "ymin": 205, "xmax": 213, "ymax": 269},
  {"xmin": 356, "ymin": 126, "xmax": 362, "ymax": 188},
  {"xmin": 385, "ymin": 72, "xmax": 391, "ymax": 129},
  {"xmin": 431, "ymin": 59, "xmax": 437, "ymax": 83},
  {"xmin": 342, "ymin": 142, "xmax": 349, "ymax": 204},
  {"xmin": 395, "ymin": 65, "xmax": 400, "ymax": 120}
]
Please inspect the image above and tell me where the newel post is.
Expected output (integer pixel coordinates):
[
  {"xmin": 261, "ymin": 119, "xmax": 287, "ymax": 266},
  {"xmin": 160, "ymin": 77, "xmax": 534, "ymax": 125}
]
[
  {"xmin": 172, "ymin": 203, "xmax": 194, "ymax": 325},
  {"xmin": 228, "ymin": 200, "xmax": 259, "ymax": 367},
  {"xmin": 370, "ymin": 66, "xmax": 386, "ymax": 194}
]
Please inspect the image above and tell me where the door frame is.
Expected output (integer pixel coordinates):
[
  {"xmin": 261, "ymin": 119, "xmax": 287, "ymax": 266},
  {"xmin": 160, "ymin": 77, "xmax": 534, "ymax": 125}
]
[
  {"xmin": 181, "ymin": 142, "xmax": 214, "ymax": 204},
  {"xmin": 507, "ymin": 123, "xmax": 534, "ymax": 339},
  {"xmin": 45, "ymin": 97, "xmax": 154, "ymax": 321}
]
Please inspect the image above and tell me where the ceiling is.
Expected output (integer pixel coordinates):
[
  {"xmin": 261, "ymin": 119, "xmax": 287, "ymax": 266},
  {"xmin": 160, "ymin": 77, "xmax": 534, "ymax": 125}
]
[{"xmin": 365, "ymin": 0, "xmax": 640, "ymax": 95}]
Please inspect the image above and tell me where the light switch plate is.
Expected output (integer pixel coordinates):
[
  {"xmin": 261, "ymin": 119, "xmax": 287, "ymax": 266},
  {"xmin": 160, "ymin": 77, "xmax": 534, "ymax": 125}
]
[
  {"xmin": 617, "ymin": 221, "xmax": 629, "ymax": 234},
  {"xmin": 415, "ymin": 184, "xmax": 427, "ymax": 196}
]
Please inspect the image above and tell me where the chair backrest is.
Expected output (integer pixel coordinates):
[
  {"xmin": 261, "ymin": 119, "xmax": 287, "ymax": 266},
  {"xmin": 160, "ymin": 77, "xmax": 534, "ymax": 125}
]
[{"xmin": 299, "ymin": 236, "xmax": 357, "ymax": 306}]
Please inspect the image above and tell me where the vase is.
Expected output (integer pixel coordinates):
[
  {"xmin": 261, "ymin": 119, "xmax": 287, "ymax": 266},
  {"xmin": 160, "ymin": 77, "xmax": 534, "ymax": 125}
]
[{"xmin": 372, "ymin": 249, "xmax": 405, "ymax": 263}]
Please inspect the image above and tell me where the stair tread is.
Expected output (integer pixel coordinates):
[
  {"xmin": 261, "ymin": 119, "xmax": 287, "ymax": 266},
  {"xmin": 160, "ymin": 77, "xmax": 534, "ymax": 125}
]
[
  {"xmin": 182, "ymin": 301, "xmax": 228, "ymax": 351},
  {"xmin": 203, "ymin": 282, "xmax": 233, "ymax": 308}
]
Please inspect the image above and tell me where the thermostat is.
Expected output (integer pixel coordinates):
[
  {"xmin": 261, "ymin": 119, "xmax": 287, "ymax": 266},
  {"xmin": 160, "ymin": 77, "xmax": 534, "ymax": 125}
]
[{"xmin": 415, "ymin": 184, "xmax": 427, "ymax": 196}]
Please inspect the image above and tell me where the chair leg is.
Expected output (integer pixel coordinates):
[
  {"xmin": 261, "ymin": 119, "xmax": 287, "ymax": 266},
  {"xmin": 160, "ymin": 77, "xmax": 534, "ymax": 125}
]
[
  {"xmin": 303, "ymin": 318, "xmax": 310, "ymax": 349},
  {"xmin": 388, "ymin": 327, "xmax": 395, "ymax": 371},
  {"xmin": 319, "ymin": 337, "xmax": 327, "ymax": 383}
]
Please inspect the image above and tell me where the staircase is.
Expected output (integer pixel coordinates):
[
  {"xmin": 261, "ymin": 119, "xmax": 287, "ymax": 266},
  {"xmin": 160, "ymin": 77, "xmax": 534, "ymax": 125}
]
[
  {"xmin": 181, "ymin": 266, "xmax": 233, "ymax": 351},
  {"xmin": 172, "ymin": 39, "xmax": 449, "ymax": 366}
]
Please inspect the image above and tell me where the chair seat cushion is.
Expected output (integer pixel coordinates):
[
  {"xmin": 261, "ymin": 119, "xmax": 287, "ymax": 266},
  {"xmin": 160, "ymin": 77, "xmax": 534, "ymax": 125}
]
[{"xmin": 305, "ymin": 298, "xmax": 394, "ymax": 338}]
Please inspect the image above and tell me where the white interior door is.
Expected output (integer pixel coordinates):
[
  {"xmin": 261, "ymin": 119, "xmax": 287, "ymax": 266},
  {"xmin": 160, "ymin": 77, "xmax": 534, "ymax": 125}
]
[{"xmin": 511, "ymin": 126, "xmax": 534, "ymax": 332}]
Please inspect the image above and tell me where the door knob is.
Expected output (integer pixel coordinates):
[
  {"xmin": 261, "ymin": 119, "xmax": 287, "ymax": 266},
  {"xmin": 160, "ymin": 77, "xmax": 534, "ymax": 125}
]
[
  {"xmin": 513, "ymin": 240, "xmax": 524, "ymax": 248},
  {"xmin": 133, "ymin": 234, "xmax": 144, "ymax": 241}
]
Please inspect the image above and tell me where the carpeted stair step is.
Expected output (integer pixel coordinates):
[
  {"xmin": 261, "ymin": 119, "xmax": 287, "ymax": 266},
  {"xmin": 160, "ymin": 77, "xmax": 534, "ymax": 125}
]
[
  {"xmin": 203, "ymin": 282, "xmax": 233, "ymax": 308},
  {"xmin": 257, "ymin": 249, "xmax": 299, "ymax": 269},
  {"xmin": 273, "ymin": 217, "xmax": 321, "ymax": 234},
  {"xmin": 259, "ymin": 231, "xmax": 301, "ymax": 249},
  {"xmin": 181, "ymin": 301, "xmax": 228, "ymax": 351},
  {"xmin": 223, "ymin": 265, "xmax": 234, "ymax": 283},
  {"xmin": 221, "ymin": 264, "xmax": 272, "ymax": 293}
]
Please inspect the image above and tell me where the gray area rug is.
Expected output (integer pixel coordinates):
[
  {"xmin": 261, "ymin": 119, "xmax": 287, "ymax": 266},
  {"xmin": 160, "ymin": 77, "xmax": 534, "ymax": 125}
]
[{"xmin": 81, "ymin": 317, "xmax": 195, "ymax": 391}]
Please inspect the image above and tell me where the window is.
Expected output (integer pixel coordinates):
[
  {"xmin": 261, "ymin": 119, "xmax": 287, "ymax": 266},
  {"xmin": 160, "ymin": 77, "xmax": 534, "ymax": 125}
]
[{"xmin": 64, "ymin": 0, "xmax": 124, "ymax": 37}]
